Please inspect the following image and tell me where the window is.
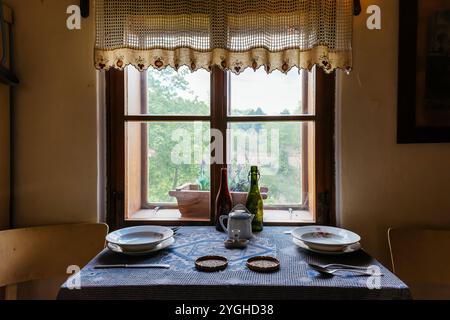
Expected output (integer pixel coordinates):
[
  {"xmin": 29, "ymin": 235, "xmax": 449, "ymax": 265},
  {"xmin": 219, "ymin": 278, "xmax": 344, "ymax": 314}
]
[{"xmin": 106, "ymin": 66, "xmax": 335, "ymax": 229}]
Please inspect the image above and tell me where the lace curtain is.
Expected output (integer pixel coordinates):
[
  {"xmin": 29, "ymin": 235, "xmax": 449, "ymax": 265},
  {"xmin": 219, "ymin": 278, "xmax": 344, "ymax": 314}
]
[{"xmin": 95, "ymin": 0, "xmax": 354, "ymax": 74}]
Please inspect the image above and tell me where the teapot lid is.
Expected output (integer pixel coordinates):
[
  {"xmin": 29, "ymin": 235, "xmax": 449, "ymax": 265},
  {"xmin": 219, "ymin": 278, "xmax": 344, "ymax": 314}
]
[
  {"xmin": 230, "ymin": 210, "xmax": 252, "ymax": 220},
  {"xmin": 229, "ymin": 209, "xmax": 253, "ymax": 220}
]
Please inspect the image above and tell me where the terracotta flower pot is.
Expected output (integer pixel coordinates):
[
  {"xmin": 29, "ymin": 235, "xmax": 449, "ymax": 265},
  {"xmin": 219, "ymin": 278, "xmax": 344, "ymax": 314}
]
[{"xmin": 169, "ymin": 184, "xmax": 268, "ymax": 218}]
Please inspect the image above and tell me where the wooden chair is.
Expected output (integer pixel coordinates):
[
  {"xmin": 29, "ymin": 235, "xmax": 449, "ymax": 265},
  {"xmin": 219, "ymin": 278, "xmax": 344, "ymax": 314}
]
[
  {"xmin": 388, "ymin": 228, "xmax": 450, "ymax": 300},
  {"xmin": 0, "ymin": 223, "xmax": 108, "ymax": 300}
]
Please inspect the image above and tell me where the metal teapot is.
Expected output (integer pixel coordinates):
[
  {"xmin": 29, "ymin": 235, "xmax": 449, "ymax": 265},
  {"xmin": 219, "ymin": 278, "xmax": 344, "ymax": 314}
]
[{"xmin": 219, "ymin": 204, "xmax": 255, "ymax": 240}]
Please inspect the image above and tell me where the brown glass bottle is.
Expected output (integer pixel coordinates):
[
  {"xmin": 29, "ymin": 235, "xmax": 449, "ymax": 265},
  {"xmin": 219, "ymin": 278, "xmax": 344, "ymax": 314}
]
[{"xmin": 215, "ymin": 168, "xmax": 233, "ymax": 232}]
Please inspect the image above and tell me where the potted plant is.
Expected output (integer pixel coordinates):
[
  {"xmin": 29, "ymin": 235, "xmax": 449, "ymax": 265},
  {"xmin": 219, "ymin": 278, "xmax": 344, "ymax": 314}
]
[
  {"xmin": 169, "ymin": 165, "xmax": 268, "ymax": 218},
  {"xmin": 229, "ymin": 165, "xmax": 268, "ymax": 206}
]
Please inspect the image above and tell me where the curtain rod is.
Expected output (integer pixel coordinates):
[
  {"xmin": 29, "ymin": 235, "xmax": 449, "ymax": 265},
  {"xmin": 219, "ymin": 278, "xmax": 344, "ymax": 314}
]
[
  {"xmin": 80, "ymin": 0, "xmax": 89, "ymax": 18},
  {"xmin": 81, "ymin": 1, "xmax": 362, "ymax": 18},
  {"xmin": 354, "ymin": 0, "xmax": 362, "ymax": 16}
]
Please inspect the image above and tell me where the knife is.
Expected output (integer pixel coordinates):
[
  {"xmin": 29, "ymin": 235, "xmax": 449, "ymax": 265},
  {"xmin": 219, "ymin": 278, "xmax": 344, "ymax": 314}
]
[{"xmin": 94, "ymin": 264, "xmax": 170, "ymax": 269}]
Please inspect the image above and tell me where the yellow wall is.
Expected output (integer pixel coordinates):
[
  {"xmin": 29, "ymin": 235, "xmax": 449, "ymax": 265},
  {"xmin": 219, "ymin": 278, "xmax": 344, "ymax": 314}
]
[
  {"xmin": 0, "ymin": 83, "xmax": 9, "ymax": 230},
  {"xmin": 7, "ymin": 0, "xmax": 98, "ymax": 227},
  {"xmin": 339, "ymin": 0, "xmax": 450, "ymax": 265}
]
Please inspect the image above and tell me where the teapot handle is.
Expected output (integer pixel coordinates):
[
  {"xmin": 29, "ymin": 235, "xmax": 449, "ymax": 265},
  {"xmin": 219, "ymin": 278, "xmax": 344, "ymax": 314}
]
[
  {"xmin": 219, "ymin": 215, "xmax": 229, "ymax": 232},
  {"xmin": 231, "ymin": 204, "xmax": 255, "ymax": 221}
]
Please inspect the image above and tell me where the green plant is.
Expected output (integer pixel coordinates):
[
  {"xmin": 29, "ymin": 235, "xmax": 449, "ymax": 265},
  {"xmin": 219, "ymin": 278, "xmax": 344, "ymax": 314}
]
[
  {"xmin": 229, "ymin": 165, "xmax": 249, "ymax": 192},
  {"xmin": 196, "ymin": 161, "xmax": 210, "ymax": 191}
]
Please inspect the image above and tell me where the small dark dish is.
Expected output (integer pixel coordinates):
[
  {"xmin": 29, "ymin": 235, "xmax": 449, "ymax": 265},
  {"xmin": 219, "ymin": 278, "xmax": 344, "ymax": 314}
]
[
  {"xmin": 195, "ymin": 256, "xmax": 228, "ymax": 272},
  {"xmin": 246, "ymin": 256, "xmax": 280, "ymax": 273}
]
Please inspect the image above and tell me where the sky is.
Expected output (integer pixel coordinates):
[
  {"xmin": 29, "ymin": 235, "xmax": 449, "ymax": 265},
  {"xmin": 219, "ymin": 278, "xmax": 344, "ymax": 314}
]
[{"xmin": 179, "ymin": 67, "xmax": 304, "ymax": 115}]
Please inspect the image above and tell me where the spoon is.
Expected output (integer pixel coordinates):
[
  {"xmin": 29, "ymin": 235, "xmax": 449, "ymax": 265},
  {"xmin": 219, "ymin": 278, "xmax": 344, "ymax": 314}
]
[
  {"xmin": 308, "ymin": 263, "xmax": 368, "ymax": 271},
  {"xmin": 308, "ymin": 264, "xmax": 383, "ymax": 277}
]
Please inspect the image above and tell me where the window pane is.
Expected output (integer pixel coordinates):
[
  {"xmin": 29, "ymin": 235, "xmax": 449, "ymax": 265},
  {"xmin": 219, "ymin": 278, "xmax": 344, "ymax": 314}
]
[
  {"xmin": 227, "ymin": 122, "xmax": 314, "ymax": 208},
  {"xmin": 126, "ymin": 66, "xmax": 211, "ymax": 116},
  {"xmin": 229, "ymin": 67, "xmax": 315, "ymax": 116},
  {"xmin": 125, "ymin": 121, "xmax": 211, "ymax": 220},
  {"xmin": 148, "ymin": 121, "xmax": 210, "ymax": 203}
]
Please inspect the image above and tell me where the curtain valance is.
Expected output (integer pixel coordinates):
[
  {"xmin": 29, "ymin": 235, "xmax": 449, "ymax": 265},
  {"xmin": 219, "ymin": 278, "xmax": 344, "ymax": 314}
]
[{"xmin": 95, "ymin": 0, "xmax": 354, "ymax": 74}]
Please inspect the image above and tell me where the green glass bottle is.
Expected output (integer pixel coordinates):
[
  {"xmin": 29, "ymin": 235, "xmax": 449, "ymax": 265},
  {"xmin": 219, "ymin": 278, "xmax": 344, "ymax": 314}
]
[{"xmin": 246, "ymin": 166, "xmax": 264, "ymax": 232}]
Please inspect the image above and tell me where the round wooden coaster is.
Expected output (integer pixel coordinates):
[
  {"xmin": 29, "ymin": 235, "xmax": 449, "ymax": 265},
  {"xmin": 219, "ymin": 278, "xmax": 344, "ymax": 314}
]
[
  {"xmin": 246, "ymin": 256, "xmax": 280, "ymax": 273},
  {"xmin": 195, "ymin": 256, "xmax": 228, "ymax": 272}
]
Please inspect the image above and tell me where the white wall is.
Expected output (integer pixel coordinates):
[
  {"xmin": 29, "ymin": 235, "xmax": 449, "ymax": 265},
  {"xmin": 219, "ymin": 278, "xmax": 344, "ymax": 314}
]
[
  {"xmin": 7, "ymin": 0, "xmax": 98, "ymax": 227},
  {"xmin": 339, "ymin": 0, "xmax": 450, "ymax": 265},
  {"xmin": 6, "ymin": 0, "xmax": 450, "ymax": 266}
]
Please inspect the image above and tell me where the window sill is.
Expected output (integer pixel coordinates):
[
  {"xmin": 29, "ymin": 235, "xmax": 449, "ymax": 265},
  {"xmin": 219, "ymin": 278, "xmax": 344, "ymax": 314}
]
[
  {"xmin": 129, "ymin": 209, "xmax": 210, "ymax": 222},
  {"xmin": 128, "ymin": 209, "xmax": 314, "ymax": 224}
]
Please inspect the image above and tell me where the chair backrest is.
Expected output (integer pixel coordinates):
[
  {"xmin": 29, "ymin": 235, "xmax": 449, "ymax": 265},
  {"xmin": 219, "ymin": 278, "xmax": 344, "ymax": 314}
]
[
  {"xmin": 388, "ymin": 228, "xmax": 450, "ymax": 300},
  {"xmin": 0, "ymin": 223, "xmax": 108, "ymax": 299}
]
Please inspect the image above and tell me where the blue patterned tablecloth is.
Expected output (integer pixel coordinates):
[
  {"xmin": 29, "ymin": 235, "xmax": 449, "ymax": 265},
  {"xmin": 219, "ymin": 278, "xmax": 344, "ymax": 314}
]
[{"xmin": 58, "ymin": 227, "xmax": 411, "ymax": 300}]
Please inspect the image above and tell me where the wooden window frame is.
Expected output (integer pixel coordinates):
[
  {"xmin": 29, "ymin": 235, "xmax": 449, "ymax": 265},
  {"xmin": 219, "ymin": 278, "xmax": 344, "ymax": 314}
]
[{"xmin": 106, "ymin": 67, "xmax": 335, "ymax": 230}]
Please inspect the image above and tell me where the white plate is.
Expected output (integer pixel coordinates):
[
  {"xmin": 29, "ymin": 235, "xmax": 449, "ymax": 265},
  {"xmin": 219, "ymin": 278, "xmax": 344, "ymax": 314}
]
[
  {"xmin": 107, "ymin": 237, "xmax": 175, "ymax": 256},
  {"xmin": 106, "ymin": 226, "xmax": 173, "ymax": 252},
  {"xmin": 292, "ymin": 226, "xmax": 361, "ymax": 250},
  {"xmin": 293, "ymin": 238, "xmax": 361, "ymax": 255}
]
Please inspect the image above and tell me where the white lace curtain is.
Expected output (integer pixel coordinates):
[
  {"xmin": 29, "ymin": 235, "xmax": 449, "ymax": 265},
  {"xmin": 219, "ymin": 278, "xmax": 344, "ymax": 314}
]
[{"xmin": 95, "ymin": 0, "xmax": 354, "ymax": 74}]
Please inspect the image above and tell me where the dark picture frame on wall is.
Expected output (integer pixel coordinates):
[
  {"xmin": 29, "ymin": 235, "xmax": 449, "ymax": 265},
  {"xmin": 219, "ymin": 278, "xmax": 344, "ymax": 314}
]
[{"xmin": 398, "ymin": 0, "xmax": 450, "ymax": 144}]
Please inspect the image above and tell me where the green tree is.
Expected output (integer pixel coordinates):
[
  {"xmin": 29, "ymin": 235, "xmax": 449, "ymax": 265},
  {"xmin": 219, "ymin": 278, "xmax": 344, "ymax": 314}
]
[
  {"xmin": 146, "ymin": 68, "xmax": 304, "ymax": 206},
  {"xmin": 147, "ymin": 68, "xmax": 210, "ymax": 203}
]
